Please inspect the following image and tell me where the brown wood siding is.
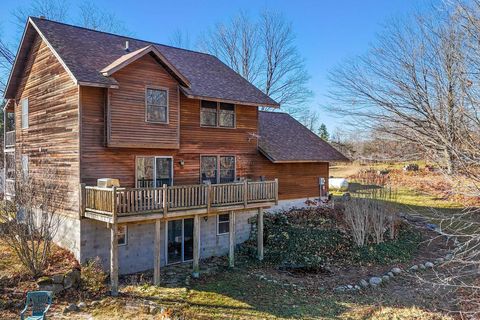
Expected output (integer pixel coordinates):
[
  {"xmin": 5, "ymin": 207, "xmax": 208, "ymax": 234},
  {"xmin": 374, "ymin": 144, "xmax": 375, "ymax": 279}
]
[
  {"xmin": 107, "ymin": 54, "xmax": 180, "ymax": 149},
  {"xmin": 15, "ymin": 35, "xmax": 79, "ymax": 217},
  {"xmin": 79, "ymin": 52, "xmax": 327, "ymax": 200},
  {"xmin": 80, "ymin": 88, "xmax": 259, "ymax": 187},
  {"xmin": 253, "ymin": 154, "xmax": 329, "ymax": 200}
]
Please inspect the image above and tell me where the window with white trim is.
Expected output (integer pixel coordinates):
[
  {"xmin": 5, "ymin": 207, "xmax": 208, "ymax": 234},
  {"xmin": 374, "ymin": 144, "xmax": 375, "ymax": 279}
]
[
  {"xmin": 118, "ymin": 225, "xmax": 127, "ymax": 246},
  {"xmin": 21, "ymin": 154, "xmax": 28, "ymax": 180},
  {"xmin": 217, "ymin": 214, "xmax": 230, "ymax": 234},
  {"xmin": 21, "ymin": 98, "xmax": 29, "ymax": 129},
  {"xmin": 200, "ymin": 100, "xmax": 235, "ymax": 128},
  {"xmin": 146, "ymin": 88, "xmax": 168, "ymax": 123}
]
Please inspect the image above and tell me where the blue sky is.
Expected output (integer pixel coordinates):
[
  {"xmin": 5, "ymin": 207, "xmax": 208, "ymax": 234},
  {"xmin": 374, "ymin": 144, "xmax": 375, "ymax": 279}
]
[{"xmin": 0, "ymin": 0, "xmax": 432, "ymax": 131}]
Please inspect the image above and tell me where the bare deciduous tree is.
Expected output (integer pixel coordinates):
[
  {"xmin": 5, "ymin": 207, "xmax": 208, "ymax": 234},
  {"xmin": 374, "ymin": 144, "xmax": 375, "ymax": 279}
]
[
  {"xmin": 0, "ymin": 166, "xmax": 65, "ymax": 277},
  {"xmin": 198, "ymin": 10, "xmax": 312, "ymax": 116},
  {"xmin": 169, "ymin": 28, "xmax": 192, "ymax": 50},
  {"xmin": 328, "ymin": 6, "xmax": 471, "ymax": 175},
  {"xmin": 77, "ymin": 1, "xmax": 128, "ymax": 35},
  {"xmin": 12, "ymin": 0, "xmax": 70, "ymax": 31},
  {"xmin": 0, "ymin": 0, "xmax": 129, "ymax": 95}
]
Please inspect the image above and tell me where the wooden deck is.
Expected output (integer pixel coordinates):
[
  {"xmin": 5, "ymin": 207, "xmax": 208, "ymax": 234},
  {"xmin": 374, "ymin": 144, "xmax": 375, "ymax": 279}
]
[{"xmin": 81, "ymin": 180, "xmax": 278, "ymax": 223}]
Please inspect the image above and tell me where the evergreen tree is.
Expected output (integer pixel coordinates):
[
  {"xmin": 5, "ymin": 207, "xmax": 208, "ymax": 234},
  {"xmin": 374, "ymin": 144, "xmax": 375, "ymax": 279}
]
[{"xmin": 318, "ymin": 123, "xmax": 329, "ymax": 141}]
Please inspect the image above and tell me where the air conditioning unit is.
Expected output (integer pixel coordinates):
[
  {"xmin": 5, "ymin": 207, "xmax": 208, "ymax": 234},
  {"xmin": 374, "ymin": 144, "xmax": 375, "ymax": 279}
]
[{"xmin": 97, "ymin": 178, "xmax": 120, "ymax": 188}]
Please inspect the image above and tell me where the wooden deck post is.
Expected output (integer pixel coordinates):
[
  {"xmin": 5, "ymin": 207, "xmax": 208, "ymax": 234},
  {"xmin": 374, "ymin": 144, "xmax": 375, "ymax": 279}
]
[
  {"xmin": 110, "ymin": 186, "xmax": 119, "ymax": 296},
  {"xmin": 192, "ymin": 214, "xmax": 201, "ymax": 278},
  {"xmin": 274, "ymin": 178, "xmax": 279, "ymax": 205},
  {"xmin": 257, "ymin": 208, "xmax": 264, "ymax": 261},
  {"xmin": 229, "ymin": 211, "xmax": 236, "ymax": 268},
  {"xmin": 153, "ymin": 219, "xmax": 161, "ymax": 285},
  {"xmin": 206, "ymin": 184, "xmax": 212, "ymax": 213},
  {"xmin": 110, "ymin": 223, "xmax": 118, "ymax": 296},
  {"xmin": 79, "ymin": 183, "xmax": 86, "ymax": 218},
  {"xmin": 162, "ymin": 184, "xmax": 168, "ymax": 216},
  {"xmin": 243, "ymin": 180, "xmax": 248, "ymax": 208}
]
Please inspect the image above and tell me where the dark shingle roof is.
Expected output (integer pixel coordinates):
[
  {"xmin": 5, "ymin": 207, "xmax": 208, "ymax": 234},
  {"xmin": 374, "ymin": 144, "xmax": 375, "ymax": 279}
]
[
  {"xmin": 6, "ymin": 17, "xmax": 278, "ymax": 107},
  {"xmin": 258, "ymin": 111, "xmax": 349, "ymax": 162}
]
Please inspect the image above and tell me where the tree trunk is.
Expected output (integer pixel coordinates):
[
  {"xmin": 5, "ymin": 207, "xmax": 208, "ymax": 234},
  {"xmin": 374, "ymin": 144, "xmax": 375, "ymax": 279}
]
[{"xmin": 444, "ymin": 148, "xmax": 455, "ymax": 175}]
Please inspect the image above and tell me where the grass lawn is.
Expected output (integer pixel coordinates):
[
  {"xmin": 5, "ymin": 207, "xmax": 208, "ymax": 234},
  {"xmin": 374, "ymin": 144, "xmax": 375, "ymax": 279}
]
[{"xmin": 85, "ymin": 264, "xmax": 451, "ymax": 320}]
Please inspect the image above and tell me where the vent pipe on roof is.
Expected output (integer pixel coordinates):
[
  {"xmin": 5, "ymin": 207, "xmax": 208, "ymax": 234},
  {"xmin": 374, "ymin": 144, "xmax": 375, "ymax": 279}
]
[
  {"xmin": 125, "ymin": 40, "xmax": 130, "ymax": 52},
  {"xmin": 39, "ymin": 15, "xmax": 46, "ymax": 19}
]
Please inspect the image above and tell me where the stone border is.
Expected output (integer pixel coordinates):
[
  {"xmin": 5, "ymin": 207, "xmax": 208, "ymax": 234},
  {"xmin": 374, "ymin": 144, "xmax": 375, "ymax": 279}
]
[{"xmin": 333, "ymin": 214, "xmax": 458, "ymax": 293}]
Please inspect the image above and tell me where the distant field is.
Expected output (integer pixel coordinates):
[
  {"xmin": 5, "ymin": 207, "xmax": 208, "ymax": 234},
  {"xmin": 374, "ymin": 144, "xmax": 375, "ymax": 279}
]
[{"xmin": 329, "ymin": 161, "xmax": 470, "ymax": 210}]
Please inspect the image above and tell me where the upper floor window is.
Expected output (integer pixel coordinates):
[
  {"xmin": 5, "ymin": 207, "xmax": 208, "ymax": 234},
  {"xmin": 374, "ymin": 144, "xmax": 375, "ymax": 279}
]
[
  {"xmin": 200, "ymin": 100, "xmax": 235, "ymax": 128},
  {"xmin": 21, "ymin": 98, "xmax": 28, "ymax": 129},
  {"xmin": 145, "ymin": 88, "xmax": 168, "ymax": 123}
]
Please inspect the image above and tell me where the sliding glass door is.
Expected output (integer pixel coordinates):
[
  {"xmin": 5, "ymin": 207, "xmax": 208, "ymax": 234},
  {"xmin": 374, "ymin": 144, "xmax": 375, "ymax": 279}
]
[
  {"xmin": 136, "ymin": 156, "xmax": 173, "ymax": 187},
  {"xmin": 167, "ymin": 218, "xmax": 194, "ymax": 264}
]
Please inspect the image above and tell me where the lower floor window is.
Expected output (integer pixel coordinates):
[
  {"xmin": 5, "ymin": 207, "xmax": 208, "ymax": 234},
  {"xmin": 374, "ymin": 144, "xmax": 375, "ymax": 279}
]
[
  {"xmin": 217, "ymin": 214, "xmax": 230, "ymax": 234},
  {"xmin": 118, "ymin": 225, "xmax": 127, "ymax": 246}
]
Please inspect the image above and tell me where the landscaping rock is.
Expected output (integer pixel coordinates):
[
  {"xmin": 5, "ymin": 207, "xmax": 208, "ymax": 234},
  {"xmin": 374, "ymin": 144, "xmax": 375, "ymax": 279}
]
[
  {"xmin": 354, "ymin": 285, "xmax": 361, "ymax": 290},
  {"xmin": 149, "ymin": 306, "xmax": 159, "ymax": 314},
  {"xmin": 359, "ymin": 279, "xmax": 369, "ymax": 288},
  {"xmin": 425, "ymin": 261, "xmax": 434, "ymax": 268},
  {"xmin": 37, "ymin": 276, "xmax": 53, "ymax": 286},
  {"xmin": 52, "ymin": 274, "xmax": 64, "ymax": 284},
  {"xmin": 63, "ymin": 269, "xmax": 81, "ymax": 289},
  {"xmin": 369, "ymin": 277, "xmax": 382, "ymax": 287},
  {"xmin": 409, "ymin": 265, "xmax": 419, "ymax": 272},
  {"xmin": 391, "ymin": 267, "xmax": 402, "ymax": 274},
  {"xmin": 334, "ymin": 285, "xmax": 348, "ymax": 293},
  {"xmin": 38, "ymin": 283, "xmax": 64, "ymax": 295},
  {"xmin": 382, "ymin": 275, "xmax": 390, "ymax": 282},
  {"xmin": 66, "ymin": 303, "xmax": 79, "ymax": 312},
  {"xmin": 435, "ymin": 258, "xmax": 444, "ymax": 264},
  {"xmin": 77, "ymin": 302, "xmax": 87, "ymax": 310},
  {"xmin": 419, "ymin": 264, "xmax": 426, "ymax": 270},
  {"xmin": 387, "ymin": 272, "xmax": 394, "ymax": 277},
  {"xmin": 445, "ymin": 254, "xmax": 453, "ymax": 261}
]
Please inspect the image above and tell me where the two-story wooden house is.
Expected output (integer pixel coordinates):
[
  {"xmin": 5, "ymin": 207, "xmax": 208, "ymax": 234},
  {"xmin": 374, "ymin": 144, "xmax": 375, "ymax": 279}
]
[{"xmin": 3, "ymin": 17, "xmax": 347, "ymax": 294}]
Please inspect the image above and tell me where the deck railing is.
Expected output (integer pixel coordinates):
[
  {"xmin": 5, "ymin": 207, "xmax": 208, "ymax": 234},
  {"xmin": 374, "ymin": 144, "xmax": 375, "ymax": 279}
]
[
  {"xmin": 83, "ymin": 180, "xmax": 278, "ymax": 217},
  {"xmin": 5, "ymin": 131, "xmax": 15, "ymax": 148}
]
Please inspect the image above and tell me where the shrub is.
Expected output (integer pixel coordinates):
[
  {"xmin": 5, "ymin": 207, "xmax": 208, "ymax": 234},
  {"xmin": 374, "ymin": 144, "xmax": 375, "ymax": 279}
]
[
  {"xmin": 343, "ymin": 187, "xmax": 399, "ymax": 246},
  {"xmin": 81, "ymin": 258, "xmax": 107, "ymax": 293}
]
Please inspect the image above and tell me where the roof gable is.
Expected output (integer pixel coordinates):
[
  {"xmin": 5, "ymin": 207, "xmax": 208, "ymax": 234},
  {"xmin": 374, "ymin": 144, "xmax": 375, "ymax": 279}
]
[
  {"xmin": 100, "ymin": 45, "xmax": 190, "ymax": 87},
  {"xmin": 258, "ymin": 111, "xmax": 349, "ymax": 163},
  {"xmin": 5, "ymin": 17, "xmax": 79, "ymax": 99},
  {"xmin": 5, "ymin": 17, "xmax": 279, "ymax": 107}
]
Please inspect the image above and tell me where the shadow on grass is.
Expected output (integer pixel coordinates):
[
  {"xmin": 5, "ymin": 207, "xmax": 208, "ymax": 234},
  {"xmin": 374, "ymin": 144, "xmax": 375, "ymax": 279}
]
[{"xmin": 120, "ymin": 258, "xmax": 452, "ymax": 320}]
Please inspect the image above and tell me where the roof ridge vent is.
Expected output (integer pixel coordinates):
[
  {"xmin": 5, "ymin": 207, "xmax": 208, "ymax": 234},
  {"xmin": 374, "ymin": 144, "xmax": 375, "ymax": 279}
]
[{"xmin": 125, "ymin": 40, "xmax": 130, "ymax": 52}]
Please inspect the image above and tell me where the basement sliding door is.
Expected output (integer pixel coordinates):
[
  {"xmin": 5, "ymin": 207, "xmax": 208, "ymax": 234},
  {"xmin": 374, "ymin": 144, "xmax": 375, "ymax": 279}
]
[{"xmin": 167, "ymin": 218, "xmax": 194, "ymax": 264}]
